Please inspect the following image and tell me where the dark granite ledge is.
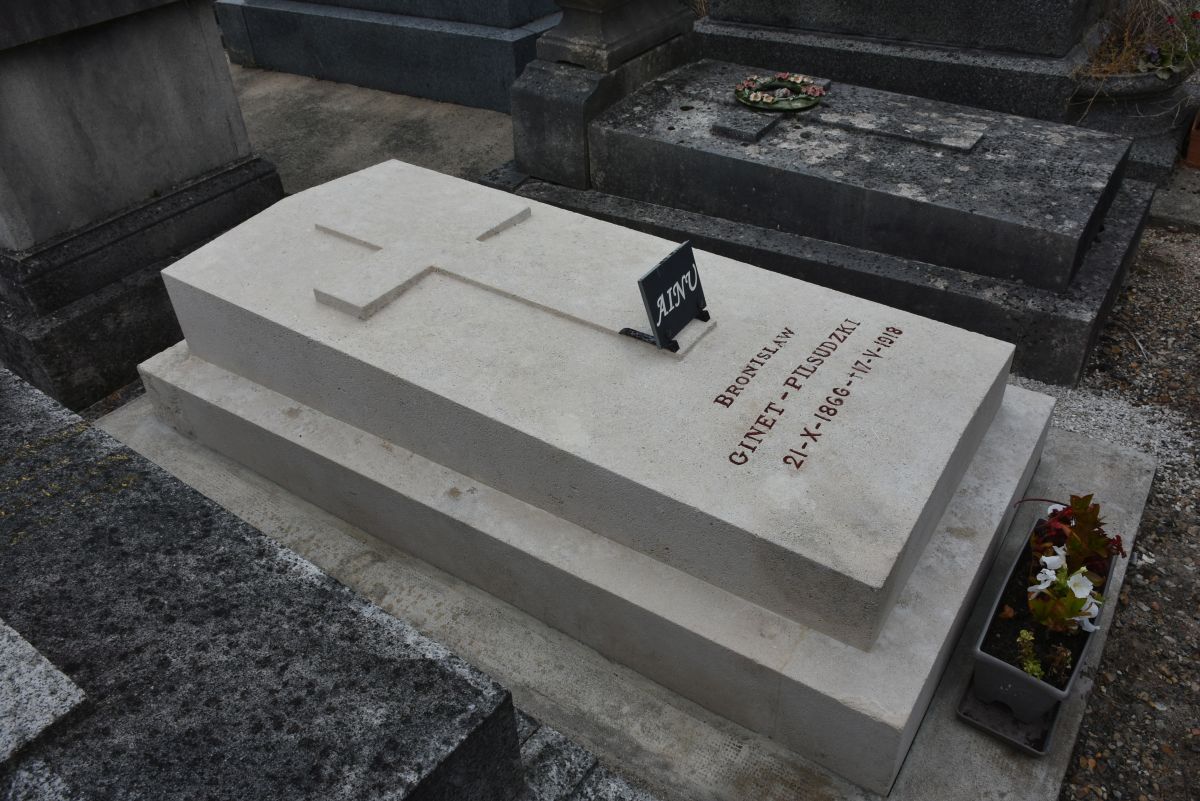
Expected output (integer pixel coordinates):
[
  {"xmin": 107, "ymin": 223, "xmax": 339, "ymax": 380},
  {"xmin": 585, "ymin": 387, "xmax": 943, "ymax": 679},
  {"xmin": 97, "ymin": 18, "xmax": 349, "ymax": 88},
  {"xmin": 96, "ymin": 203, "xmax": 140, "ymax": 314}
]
[{"xmin": 0, "ymin": 368, "xmax": 523, "ymax": 801}]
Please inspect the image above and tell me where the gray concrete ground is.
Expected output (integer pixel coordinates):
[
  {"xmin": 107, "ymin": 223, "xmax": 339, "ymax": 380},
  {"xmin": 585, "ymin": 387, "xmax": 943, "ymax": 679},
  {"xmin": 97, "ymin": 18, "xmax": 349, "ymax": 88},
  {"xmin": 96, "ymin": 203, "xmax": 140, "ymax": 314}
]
[
  {"xmin": 230, "ymin": 65, "xmax": 513, "ymax": 195},
  {"xmin": 1149, "ymin": 164, "xmax": 1200, "ymax": 232}
]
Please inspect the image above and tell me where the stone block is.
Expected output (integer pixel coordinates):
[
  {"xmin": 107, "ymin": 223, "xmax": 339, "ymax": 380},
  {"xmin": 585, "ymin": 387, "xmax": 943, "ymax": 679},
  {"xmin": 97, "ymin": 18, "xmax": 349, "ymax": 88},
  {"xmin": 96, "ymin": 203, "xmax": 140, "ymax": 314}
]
[
  {"xmin": 708, "ymin": 0, "xmax": 1100, "ymax": 58},
  {"xmin": 511, "ymin": 173, "xmax": 1152, "ymax": 386},
  {"xmin": 0, "ymin": 367, "xmax": 524, "ymax": 800},
  {"xmin": 511, "ymin": 34, "xmax": 695, "ymax": 189},
  {"xmin": 0, "ymin": 158, "xmax": 282, "ymax": 411},
  {"xmin": 588, "ymin": 60, "xmax": 1130, "ymax": 292},
  {"xmin": 0, "ymin": 159, "xmax": 281, "ymax": 316},
  {"xmin": 138, "ymin": 340, "xmax": 1051, "ymax": 794},
  {"xmin": 0, "ymin": 0, "xmax": 252, "ymax": 251},
  {"xmin": 214, "ymin": 0, "xmax": 559, "ymax": 112},
  {"xmin": 516, "ymin": 724, "xmax": 597, "ymax": 801},
  {"xmin": 535, "ymin": 0, "xmax": 695, "ymax": 72},
  {"xmin": 158, "ymin": 160, "xmax": 1014, "ymax": 648},
  {"xmin": 697, "ymin": 19, "xmax": 1086, "ymax": 123},
  {"xmin": 0, "ymin": 620, "xmax": 84, "ymax": 762}
]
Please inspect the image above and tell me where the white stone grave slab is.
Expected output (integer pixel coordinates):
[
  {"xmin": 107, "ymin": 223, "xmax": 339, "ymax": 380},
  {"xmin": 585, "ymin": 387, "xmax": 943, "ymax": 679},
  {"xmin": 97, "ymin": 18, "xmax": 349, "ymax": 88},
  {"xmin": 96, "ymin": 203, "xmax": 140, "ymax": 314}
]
[
  {"xmin": 139, "ymin": 342, "xmax": 1053, "ymax": 794},
  {"xmin": 159, "ymin": 160, "xmax": 1014, "ymax": 648}
]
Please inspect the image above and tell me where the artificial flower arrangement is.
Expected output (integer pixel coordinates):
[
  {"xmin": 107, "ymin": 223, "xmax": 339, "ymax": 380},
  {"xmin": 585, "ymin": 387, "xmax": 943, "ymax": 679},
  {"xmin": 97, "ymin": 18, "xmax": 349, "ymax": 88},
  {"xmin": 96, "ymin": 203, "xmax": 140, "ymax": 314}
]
[
  {"xmin": 971, "ymin": 495, "xmax": 1125, "ymax": 723},
  {"xmin": 734, "ymin": 72, "xmax": 827, "ymax": 111}
]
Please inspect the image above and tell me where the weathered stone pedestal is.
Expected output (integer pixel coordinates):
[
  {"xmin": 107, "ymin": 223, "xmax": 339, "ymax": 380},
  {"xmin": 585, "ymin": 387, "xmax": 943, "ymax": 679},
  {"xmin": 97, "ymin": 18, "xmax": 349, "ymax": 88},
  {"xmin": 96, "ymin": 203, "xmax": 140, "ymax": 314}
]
[
  {"xmin": 215, "ymin": 0, "xmax": 562, "ymax": 112},
  {"xmin": 511, "ymin": 0, "xmax": 695, "ymax": 188},
  {"xmin": 140, "ymin": 161, "xmax": 1060, "ymax": 793},
  {"xmin": 0, "ymin": 0, "xmax": 282, "ymax": 410}
]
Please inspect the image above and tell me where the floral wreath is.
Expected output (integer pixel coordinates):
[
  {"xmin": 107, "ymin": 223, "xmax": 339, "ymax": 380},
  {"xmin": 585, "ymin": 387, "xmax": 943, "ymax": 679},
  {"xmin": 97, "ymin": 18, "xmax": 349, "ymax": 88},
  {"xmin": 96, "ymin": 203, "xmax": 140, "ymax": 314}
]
[{"xmin": 734, "ymin": 72, "xmax": 827, "ymax": 111}]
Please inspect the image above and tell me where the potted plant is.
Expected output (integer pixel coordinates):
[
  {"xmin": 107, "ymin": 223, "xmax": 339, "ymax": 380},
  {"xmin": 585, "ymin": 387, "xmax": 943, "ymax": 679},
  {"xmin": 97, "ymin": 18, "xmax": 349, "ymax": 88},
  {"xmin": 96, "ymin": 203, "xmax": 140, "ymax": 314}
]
[
  {"xmin": 971, "ymin": 495, "xmax": 1126, "ymax": 723},
  {"xmin": 1075, "ymin": 2, "xmax": 1200, "ymax": 97}
]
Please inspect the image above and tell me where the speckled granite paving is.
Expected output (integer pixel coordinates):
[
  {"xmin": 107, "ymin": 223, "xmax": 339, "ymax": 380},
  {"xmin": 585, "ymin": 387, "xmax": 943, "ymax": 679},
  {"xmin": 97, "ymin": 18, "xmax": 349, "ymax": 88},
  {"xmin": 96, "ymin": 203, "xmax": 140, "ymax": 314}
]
[
  {"xmin": 0, "ymin": 620, "xmax": 84, "ymax": 762},
  {"xmin": 0, "ymin": 368, "xmax": 523, "ymax": 801}
]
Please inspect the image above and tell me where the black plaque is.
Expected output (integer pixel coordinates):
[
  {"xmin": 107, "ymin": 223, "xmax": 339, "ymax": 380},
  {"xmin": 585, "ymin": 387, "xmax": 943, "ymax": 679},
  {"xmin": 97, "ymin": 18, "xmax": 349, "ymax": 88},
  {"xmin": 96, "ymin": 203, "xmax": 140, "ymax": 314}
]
[{"xmin": 625, "ymin": 242, "xmax": 710, "ymax": 353}]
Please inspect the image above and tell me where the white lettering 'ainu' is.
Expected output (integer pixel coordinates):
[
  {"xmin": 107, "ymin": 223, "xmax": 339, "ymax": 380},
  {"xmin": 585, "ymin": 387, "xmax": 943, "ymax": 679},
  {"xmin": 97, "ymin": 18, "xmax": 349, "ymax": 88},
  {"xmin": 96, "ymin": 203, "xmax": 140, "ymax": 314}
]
[{"xmin": 654, "ymin": 267, "xmax": 700, "ymax": 326}]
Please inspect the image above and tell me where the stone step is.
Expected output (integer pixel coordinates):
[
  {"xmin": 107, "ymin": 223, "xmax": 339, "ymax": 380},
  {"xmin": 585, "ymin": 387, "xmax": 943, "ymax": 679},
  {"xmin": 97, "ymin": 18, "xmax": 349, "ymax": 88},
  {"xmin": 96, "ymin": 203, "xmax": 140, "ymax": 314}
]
[
  {"xmin": 502, "ymin": 171, "xmax": 1153, "ymax": 386},
  {"xmin": 707, "ymin": 0, "xmax": 1099, "ymax": 58},
  {"xmin": 589, "ymin": 59, "xmax": 1131, "ymax": 292},
  {"xmin": 215, "ymin": 0, "xmax": 560, "ymax": 112},
  {"xmin": 158, "ymin": 160, "xmax": 1013, "ymax": 648},
  {"xmin": 695, "ymin": 19, "xmax": 1087, "ymax": 125},
  {"xmin": 0, "ymin": 368, "xmax": 523, "ymax": 800},
  {"xmin": 140, "ymin": 342, "xmax": 1053, "ymax": 795}
]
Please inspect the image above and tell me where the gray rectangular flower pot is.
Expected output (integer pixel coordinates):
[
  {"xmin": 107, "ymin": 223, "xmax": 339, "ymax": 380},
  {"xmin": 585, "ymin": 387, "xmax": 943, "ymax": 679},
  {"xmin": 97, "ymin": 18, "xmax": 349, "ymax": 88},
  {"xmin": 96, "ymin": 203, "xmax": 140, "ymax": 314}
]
[{"xmin": 971, "ymin": 543, "xmax": 1094, "ymax": 724}]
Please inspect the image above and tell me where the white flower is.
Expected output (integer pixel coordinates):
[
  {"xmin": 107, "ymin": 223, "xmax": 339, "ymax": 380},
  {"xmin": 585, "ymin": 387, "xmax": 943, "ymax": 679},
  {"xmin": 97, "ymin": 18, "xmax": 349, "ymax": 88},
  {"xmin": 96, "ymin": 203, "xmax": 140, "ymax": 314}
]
[
  {"xmin": 1027, "ymin": 567, "xmax": 1057, "ymax": 594},
  {"xmin": 1072, "ymin": 596, "xmax": 1101, "ymax": 632},
  {"xmin": 1040, "ymin": 545, "xmax": 1067, "ymax": 571},
  {"xmin": 1048, "ymin": 503, "xmax": 1066, "ymax": 515},
  {"xmin": 1067, "ymin": 570, "xmax": 1094, "ymax": 599}
]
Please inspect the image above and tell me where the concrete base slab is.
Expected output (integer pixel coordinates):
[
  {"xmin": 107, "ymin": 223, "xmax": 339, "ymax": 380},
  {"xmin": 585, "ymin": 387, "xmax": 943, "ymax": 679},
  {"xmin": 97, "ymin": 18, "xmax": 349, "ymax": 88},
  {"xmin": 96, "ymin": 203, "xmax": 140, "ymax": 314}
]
[
  {"xmin": 216, "ymin": 0, "xmax": 559, "ymax": 112},
  {"xmin": 499, "ymin": 172, "xmax": 1152, "ymax": 386},
  {"xmin": 98, "ymin": 389, "xmax": 1155, "ymax": 801},
  {"xmin": 136, "ymin": 341, "xmax": 1053, "ymax": 794}
]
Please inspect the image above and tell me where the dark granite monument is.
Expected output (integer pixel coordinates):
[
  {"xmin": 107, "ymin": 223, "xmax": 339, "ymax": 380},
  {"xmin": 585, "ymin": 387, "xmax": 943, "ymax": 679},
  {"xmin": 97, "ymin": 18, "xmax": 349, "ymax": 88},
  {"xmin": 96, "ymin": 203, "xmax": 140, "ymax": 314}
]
[
  {"xmin": 215, "ymin": 0, "xmax": 562, "ymax": 112},
  {"xmin": 0, "ymin": 0, "xmax": 283, "ymax": 410},
  {"xmin": 497, "ymin": 0, "xmax": 1155, "ymax": 384}
]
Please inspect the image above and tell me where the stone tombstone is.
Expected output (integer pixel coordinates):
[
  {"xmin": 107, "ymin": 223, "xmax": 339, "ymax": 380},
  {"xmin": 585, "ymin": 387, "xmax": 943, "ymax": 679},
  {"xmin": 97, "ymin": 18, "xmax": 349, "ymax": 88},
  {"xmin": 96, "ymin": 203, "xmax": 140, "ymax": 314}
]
[
  {"xmin": 141, "ymin": 160, "xmax": 1059, "ymax": 793},
  {"xmin": 0, "ymin": 0, "xmax": 282, "ymax": 409},
  {"xmin": 215, "ymin": 0, "xmax": 563, "ymax": 112}
]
